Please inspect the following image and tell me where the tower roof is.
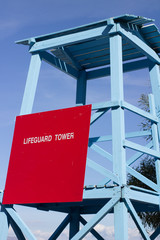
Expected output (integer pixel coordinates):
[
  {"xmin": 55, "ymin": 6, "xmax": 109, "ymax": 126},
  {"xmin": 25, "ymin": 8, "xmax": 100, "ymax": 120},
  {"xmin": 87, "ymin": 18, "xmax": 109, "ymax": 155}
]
[{"xmin": 16, "ymin": 14, "xmax": 160, "ymax": 71}]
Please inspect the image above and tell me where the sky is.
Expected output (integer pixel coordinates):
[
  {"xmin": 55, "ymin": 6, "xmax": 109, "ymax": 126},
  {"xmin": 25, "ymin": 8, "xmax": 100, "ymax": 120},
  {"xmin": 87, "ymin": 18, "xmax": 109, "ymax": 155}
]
[{"xmin": 1, "ymin": 0, "xmax": 160, "ymax": 239}]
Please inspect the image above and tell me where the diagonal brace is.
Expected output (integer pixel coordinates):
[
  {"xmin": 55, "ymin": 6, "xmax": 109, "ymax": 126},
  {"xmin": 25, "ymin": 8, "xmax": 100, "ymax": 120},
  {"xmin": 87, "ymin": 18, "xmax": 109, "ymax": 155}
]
[
  {"xmin": 127, "ymin": 165, "xmax": 158, "ymax": 191},
  {"xmin": 117, "ymin": 24, "xmax": 160, "ymax": 65},
  {"xmin": 5, "ymin": 207, "xmax": 36, "ymax": 240},
  {"xmin": 150, "ymin": 227, "xmax": 160, "ymax": 240},
  {"xmin": 48, "ymin": 214, "xmax": 70, "ymax": 240},
  {"xmin": 124, "ymin": 197, "xmax": 151, "ymax": 240},
  {"xmin": 79, "ymin": 216, "xmax": 105, "ymax": 240},
  {"xmin": 71, "ymin": 196, "xmax": 120, "ymax": 240},
  {"xmin": 87, "ymin": 158, "xmax": 119, "ymax": 184}
]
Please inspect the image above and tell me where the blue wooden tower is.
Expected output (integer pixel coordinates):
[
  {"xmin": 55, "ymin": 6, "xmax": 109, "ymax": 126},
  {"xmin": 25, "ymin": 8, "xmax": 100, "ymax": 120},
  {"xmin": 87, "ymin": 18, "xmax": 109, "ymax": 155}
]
[{"xmin": 0, "ymin": 14, "xmax": 160, "ymax": 240}]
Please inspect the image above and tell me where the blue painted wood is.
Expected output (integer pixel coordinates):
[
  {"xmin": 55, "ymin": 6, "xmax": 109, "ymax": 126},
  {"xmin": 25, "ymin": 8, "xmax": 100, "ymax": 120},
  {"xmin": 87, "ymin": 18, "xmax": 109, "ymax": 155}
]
[
  {"xmin": 125, "ymin": 130, "xmax": 151, "ymax": 139},
  {"xmin": 110, "ymin": 33, "xmax": 128, "ymax": 240},
  {"xmin": 20, "ymin": 53, "xmax": 41, "ymax": 115},
  {"xmin": 71, "ymin": 196, "xmax": 120, "ymax": 240},
  {"xmin": 0, "ymin": 211, "xmax": 9, "ymax": 240},
  {"xmin": 62, "ymin": 47, "xmax": 82, "ymax": 70},
  {"xmin": 114, "ymin": 201, "xmax": 128, "ymax": 240},
  {"xmin": 122, "ymin": 101, "xmax": 158, "ymax": 123},
  {"xmin": 8, "ymin": 216, "xmax": 26, "ymax": 240},
  {"xmin": 123, "ymin": 52, "xmax": 144, "ymax": 63},
  {"xmin": 89, "ymin": 144, "xmax": 112, "ymax": 162},
  {"xmin": 123, "ymin": 186, "xmax": 159, "ymax": 205},
  {"xmin": 68, "ymin": 37, "xmax": 109, "ymax": 54},
  {"xmin": 69, "ymin": 208, "xmax": 80, "ymax": 239},
  {"xmin": 90, "ymin": 110, "xmax": 107, "ymax": 125},
  {"xmin": 79, "ymin": 216, "xmax": 105, "ymax": 240},
  {"xmin": 0, "ymin": 191, "xmax": 3, "ymax": 203},
  {"xmin": 87, "ymin": 158, "xmax": 118, "ymax": 184},
  {"xmin": 86, "ymin": 59, "xmax": 150, "ymax": 80},
  {"xmin": 48, "ymin": 215, "xmax": 70, "ymax": 240},
  {"xmin": 124, "ymin": 139, "xmax": 160, "ymax": 159},
  {"xmin": 76, "ymin": 70, "xmax": 86, "ymax": 105},
  {"xmin": 89, "ymin": 135, "xmax": 112, "ymax": 143},
  {"xmin": 79, "ymin": 54, "xmax": 110, "ymax": 67},
  {"xmin": 141, "ymin": 24, "xmax": 158, "ymax": 35},
  {"xmin": 127, "ymin": 165, "xmax": 158, "ymax": 191},
  {"xmin": 125, "ymin": 198, "xmax": 151, "ymax": 240},
  {"xmin": 117, "ymin": 24, "xmax": 160, "ymax": 64},
  {"xmin": 110, "ymin": 34, "xmax": 126, "ymax": 185},
  {"xmin": 76, "ymin": 48, "xmax": 109, "ymax": 62},
  {"xmin": 149, "ymin": 94, "xmax": 160, "ymax": 210},
  {"xmin": 40, "ymin": 51, "xmax": 79, "ymax": 79},
  {"xmin": 16, "ymin": 18, "xmax": 110, "ymax": 45},
  {"xmin": 5, "ymin": 208, "xmax": 36, "ymax": 240},
  {"xmin": 29, "ymin": 26, "xmax": 109, "ymax": 53},
  {"xmin": 150, "ymin": 227, "xmax": 160, "ymax": 240},
  {"xmin": 80, "ymin": 57, "xmax": 110, "ymax": 69},
  {"xmin": 83, "ymin": 186, "xmax": 117, "ymax": 199},
  {"xmin": 127, "ymin": 142, "xmax": 153, "ymax": 166},
  {"xmin": 89, "ymin": 131, "xmax": 151, "ymax": 145},
  {"xmin": 92, "ymin": 100, "xmax": 119, "ymax": 110},
  {"xmin": 149, "ymin": 62, "xmax": 160, "ymax": 137},
  {"xmin": 7, "ymin": 14, "xmax": 160, "ymax": 240}
]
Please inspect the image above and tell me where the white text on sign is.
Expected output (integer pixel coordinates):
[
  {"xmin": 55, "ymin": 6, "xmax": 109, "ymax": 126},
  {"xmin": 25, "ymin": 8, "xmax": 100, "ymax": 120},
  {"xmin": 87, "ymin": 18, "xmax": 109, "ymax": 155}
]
[{"xmin": 55, "ymin": 132, "xmax": 74, "ymax": 141}]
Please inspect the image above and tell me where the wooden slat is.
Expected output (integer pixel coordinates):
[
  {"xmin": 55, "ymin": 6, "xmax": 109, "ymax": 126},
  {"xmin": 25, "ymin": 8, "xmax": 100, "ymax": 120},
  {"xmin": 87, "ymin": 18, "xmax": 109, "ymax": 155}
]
[
  {"xmin": 73, "ymin": 46, "xmax": 109, "ymax": 59},
  {"xmin": 80, "ymin": 55, "xmax": 110, "ymax": 67},
  {"xmin": 141, "ymin": 24, "xmax": 158, "ymax": 35},
  {"xmin": 68, "ymin": 37, "xmax": 108, "ymax": 53},
  {"xmin": 146, "ymin": 35, "xmax": 160, "ymax": 44},
  {"xmin": 77, "ymin": 49, "xmax": 110, "ymax": 62}
]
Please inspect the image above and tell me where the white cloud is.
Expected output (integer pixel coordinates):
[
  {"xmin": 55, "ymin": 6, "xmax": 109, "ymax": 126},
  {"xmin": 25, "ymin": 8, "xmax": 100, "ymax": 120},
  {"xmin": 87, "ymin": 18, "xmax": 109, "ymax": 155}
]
[{"xmin": 7, "ymin": 221, "xmax": 158, "ymax": 240}]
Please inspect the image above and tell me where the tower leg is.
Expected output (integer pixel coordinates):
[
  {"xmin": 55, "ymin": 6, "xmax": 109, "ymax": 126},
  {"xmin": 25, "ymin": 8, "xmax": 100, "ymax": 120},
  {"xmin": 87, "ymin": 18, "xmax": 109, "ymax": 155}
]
[
  {"xmin": 110, "ymin": 33, "xmax": 128, "ymax": 240},
  {"xmin": 149, "ymin": 63, "xmax": 160, "ymax": 209},
  {"xmin": 76, "ymin": 70, "xmax": 87, "ymax": 105},
  {"xmin": 20, "ymin": 53, "xmax": 41, "ymax": 115},
  {"xmin": 69, "ymin": 208, "xmax": 80, "ymax": 239},
  {"xmin": 0, "ymin": 210, "xmax": 9, "ymax": 240}
]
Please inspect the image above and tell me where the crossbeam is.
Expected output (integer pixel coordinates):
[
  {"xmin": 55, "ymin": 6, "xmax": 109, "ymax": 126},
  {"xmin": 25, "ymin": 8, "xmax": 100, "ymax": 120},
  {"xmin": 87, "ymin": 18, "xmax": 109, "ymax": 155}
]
[
  {"xmin": 71, "ymin": 196, "xmax": 120, "ymax": 240},
  {"xmin": 117, "ymin": 24, "xmax": 160, "ymax": 65},
  {"xmin": 29, "ymin": 26, "xmax": 111, "ymax": 52},
  {"xmin": 40, "ymin": 51, "xmax": 79, "ymax": 79}
]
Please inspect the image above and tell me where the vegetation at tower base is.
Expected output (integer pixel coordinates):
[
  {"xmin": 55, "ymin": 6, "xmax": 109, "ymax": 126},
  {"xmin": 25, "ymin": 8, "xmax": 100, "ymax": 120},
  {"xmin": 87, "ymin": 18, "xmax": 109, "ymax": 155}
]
[{"xmin": 127, "ymin": 94, "xmax": 160, "ymax": 229}]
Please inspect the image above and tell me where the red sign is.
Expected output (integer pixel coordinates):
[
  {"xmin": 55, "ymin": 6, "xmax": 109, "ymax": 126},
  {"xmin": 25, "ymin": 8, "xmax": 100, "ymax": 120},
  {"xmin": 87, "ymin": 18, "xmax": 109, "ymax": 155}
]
[{"xmin": 3, "ymin": 105, "xmax": 91, "ymax": 204}]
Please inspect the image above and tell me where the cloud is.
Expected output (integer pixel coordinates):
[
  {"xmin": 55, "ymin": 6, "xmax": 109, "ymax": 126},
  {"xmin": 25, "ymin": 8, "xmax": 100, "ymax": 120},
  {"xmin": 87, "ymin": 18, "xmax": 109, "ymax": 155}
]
[{"xmin": 7, "ymin": 221, "xmax": 154, "ymax": 240}]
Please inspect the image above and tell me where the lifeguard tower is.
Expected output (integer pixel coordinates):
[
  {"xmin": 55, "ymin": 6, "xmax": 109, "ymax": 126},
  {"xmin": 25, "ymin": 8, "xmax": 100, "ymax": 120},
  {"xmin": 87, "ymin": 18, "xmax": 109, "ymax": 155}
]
[{"xmin": 0, "ymin": 14, "xmax": 160, "ymax": 240}]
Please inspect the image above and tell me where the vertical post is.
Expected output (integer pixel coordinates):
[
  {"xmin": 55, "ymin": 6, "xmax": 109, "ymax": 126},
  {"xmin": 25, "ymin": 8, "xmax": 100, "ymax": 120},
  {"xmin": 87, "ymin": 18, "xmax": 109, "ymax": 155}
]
[
  {"xmin": 149, "ymin": 63, "xmax": 160, "ymax": 208},
  {"xmin": 0, "ymin": 211, "xmax": 9, "ymax": 240},
  {"xmin": 76, "ymin": 70, "xmax": 87, "ymax": 105},
  {"xmin": 20, "ymin": 53, "xmax": 42, "ymax": 115},
  {"xmin": 110, "ymin": 34, "xmax": 128, "ymax": 240},
  {"xmin": 69, "ymin": 208, "xmax": 80, "ymax": 239},
  {"xmin": 149, "ymin": 95, "xmax": 160, "ymax": 210},
  {"xmin": 149, "ymin": 62, "xmax": 160, "ymax": 137}
]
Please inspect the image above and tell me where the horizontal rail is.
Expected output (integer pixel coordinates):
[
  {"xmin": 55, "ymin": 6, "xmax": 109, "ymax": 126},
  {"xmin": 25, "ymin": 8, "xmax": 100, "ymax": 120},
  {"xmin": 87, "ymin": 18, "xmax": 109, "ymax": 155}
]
[
  {"xmin": 124, "ymin": 139, "xmax": 160, "ymax": 159},
  {"xmin": 121, "ymin": 101, "xmax": 158, "ymax": 123}
]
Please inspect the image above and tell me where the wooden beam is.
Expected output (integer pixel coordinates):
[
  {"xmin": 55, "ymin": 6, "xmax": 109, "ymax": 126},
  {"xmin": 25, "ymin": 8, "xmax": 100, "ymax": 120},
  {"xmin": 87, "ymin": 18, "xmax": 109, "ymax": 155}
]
[
  {"xmin": 117, "ymin": 24, "xmax": 160, "ymax": 65},
  {"xmin": 30, "ymin": 26, "xmax": 111, "ymax": 52},
  {"xmin": 40, "ymin": 51, "xmax": 79, "ymax": 79},
  {"xmin": 86, "ymin": 59, "xmax": 150, "ymax": 80}
]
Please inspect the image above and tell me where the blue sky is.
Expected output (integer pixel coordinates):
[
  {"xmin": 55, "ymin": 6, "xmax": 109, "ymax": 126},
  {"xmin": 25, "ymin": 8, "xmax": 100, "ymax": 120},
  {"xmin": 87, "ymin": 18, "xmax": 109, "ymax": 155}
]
[{"xmin": 1, "ymin": 0, "xmax": 160, "ymax": 239}]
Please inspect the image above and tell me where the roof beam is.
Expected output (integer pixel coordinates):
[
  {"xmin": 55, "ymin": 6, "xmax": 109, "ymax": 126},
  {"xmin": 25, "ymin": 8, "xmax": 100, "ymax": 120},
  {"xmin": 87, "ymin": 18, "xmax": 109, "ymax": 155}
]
[
  {"xmin": 29, "ymin": 25, "xmax": 111, "ymax": 53},
  {"xmin": 117, "ymin": 24, "xmax": 160, "ymax": 65},
  {"xmin": 62, "ymin": 46, "xmax": 82, "ymax": 70},
  {"xmin": 39, "ymin": 51, "xmax": 79, "ymax": 79},
  {"xmin": 86, "ymin": 59, "xmax": 150, "ymax": 80}
]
